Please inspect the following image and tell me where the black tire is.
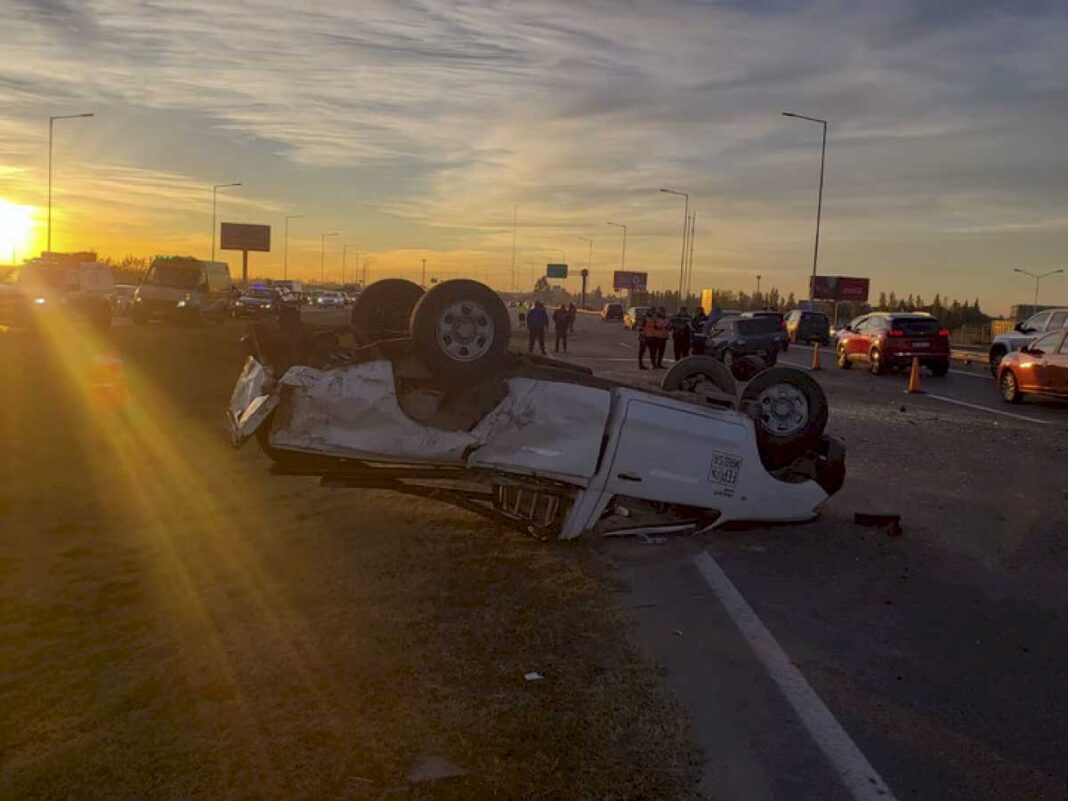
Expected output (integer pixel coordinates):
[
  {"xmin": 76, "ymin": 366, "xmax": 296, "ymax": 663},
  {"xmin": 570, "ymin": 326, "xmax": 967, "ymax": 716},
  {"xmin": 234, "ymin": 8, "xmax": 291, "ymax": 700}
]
[
  {"xmin": 836, "ymin": 344, "xmax": 851, "ymax": 369},
  {"xmin": 929, "ymin": 360, "xmax": 949, "ymax": 377},
  {"xmin": 989, "ymin": 346, "xmax": 1006, "ymax": 376},
  {"xmin": 741, "ymin": 366, "xmax": 829, "ymax": 453},
  {"xmin": 409, "ymin": 279, "xmax": 511, "ymax": 382},
  {"xmin": 1000, "ymin": 369, "xmax": 1023, "ymax": 404},
  {"xmin": 869, "ymin": 348, "xmax": 886, "ymax": 375},
  {"xmin": 661, "ymin": 355, "xmax": 737, "ymax": 398},
  {"xmin": 351, "ymin": 279, "xmax": 424, "ymax": 344}
]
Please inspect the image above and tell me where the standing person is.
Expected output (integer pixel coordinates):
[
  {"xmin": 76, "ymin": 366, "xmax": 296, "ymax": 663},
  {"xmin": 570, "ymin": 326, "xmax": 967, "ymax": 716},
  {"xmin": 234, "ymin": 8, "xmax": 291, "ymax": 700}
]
[
  {"xmin": 650, "ymin": 307, "xmax": 671, "ymax": 368},
  {"xmin": 567, "ymin": 302, "xmax": 577, "ymax": 336},
  {"xmin": 638, "ymin": 307, "xmax": 655, "ymax": 369},
  {"xmin": 553, "ymin": 303, "xmax": 570, "ymax": 353},
  {"xmin": 517, "ymin": 300, "xmax": 528, "ymax": 329},
  {"xmin": 671, "ymin": 306, "xmax": 692, "ymax": 361},
  {"xmin": 526, "ymin": 300, "xmax": 548, "ymax": 355},
  {"xmin": 691, "ymin": 307, "xmax": 708, "ymax": 355}
]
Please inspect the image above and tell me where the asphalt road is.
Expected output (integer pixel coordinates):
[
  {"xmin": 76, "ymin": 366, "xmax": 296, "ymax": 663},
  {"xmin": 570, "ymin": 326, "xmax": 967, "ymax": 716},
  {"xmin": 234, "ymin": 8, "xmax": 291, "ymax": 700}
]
[{"xmin": 539, "ymin": 314, "xmax": 1068, "ymax": 801}]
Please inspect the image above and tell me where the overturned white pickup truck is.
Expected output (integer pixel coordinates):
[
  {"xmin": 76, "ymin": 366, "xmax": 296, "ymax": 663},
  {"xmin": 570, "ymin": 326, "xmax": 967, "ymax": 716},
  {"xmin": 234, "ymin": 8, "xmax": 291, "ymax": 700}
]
[{"xmin": 229, "ymin": 279, "xmax": 844, "ymax": 540}]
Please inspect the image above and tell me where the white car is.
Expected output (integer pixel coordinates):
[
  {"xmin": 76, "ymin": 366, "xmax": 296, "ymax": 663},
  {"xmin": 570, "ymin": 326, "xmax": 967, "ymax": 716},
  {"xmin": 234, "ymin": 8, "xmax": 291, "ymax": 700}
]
[
  {"xmin": 315, "ymin": 291, "xmax": 345, "ymax": 308},
  {"xmin": 229, "ymin": 279, "xmax": 845, "ymax": 540},
  {"xmin": 988, "ymin": 308, "xmax": 1068, "ymax": 375}
]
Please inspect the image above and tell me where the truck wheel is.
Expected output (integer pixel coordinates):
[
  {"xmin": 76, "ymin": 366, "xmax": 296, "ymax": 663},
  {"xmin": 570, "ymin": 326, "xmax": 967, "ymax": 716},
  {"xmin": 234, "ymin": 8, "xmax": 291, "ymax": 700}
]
[
  {"xmin": 741, "ymin": 366, "xmax": 828, "ymax": 456},
  {"xmin": 661, "ymin": 355, "xmax": 737, "ymax": 398},
  {"xmin": 409, "ymin": 279, "xmax": 510, "ymax": 382},
  {"xmin": 351, "ymin": 279, "xmax": 424, "ymax": 344}
]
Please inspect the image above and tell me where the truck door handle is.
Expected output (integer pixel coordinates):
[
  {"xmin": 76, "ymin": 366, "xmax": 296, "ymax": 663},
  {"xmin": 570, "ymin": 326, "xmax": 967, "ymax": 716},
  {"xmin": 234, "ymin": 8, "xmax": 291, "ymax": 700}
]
[{"xmin": 617, "ymin": 472, "xmax": 642, "ymax": 482}]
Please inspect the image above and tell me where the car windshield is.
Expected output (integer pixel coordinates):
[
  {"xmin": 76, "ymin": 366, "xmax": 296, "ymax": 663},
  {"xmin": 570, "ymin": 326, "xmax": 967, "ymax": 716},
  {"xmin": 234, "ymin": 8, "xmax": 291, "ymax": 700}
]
[
  {"xmin": 892, "ymin": 317, "xmax": 941, "ymax": 335},
  {"xmin": 145, "ymin": 263, "xmax": 201, "ymax": 289},
  {"xmin": 246, "ymin": 288, "xmax": 276, "ymax": 299}
]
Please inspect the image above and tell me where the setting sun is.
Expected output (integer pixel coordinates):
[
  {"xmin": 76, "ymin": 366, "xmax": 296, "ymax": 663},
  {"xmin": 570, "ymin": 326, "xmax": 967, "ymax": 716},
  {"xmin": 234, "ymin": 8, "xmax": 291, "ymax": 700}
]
[{"xmin": 0, "ymin": 199, "xmax": 36, "ymax": 264}]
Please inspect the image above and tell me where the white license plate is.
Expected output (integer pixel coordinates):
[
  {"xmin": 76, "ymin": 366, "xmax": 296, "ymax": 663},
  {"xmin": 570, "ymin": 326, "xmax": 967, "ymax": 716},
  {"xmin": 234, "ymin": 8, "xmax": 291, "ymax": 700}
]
[{"xmin": 911, "ymin": 341, "xmax": 930, "ymax": 348}]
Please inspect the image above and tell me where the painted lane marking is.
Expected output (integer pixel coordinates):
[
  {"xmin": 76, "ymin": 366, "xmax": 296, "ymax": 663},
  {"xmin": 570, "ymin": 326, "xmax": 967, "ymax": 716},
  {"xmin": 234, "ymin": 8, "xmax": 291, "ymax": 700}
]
[
  {"xmin": 692, "ymin": 552, "xmax": 899, "ymax": 801},
  {"xmin": 948, "ymin": 369, "xmax": 993, "ymax": 380},
  {"xmin": 924, "ymin": 393, "xmax": 1051, "ymax": 425}
]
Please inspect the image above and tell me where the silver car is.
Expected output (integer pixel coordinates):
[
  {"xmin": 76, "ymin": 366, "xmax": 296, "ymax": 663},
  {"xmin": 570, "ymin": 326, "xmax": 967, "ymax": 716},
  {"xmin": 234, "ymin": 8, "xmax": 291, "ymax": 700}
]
[{"xmin": 989, "ymin": 308, "xmax": 1068, "ymax": 374}]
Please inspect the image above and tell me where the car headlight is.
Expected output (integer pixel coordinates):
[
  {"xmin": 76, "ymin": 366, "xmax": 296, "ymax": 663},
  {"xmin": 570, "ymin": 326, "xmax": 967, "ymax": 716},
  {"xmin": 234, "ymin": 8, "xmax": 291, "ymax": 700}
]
[
  {"xmin": 34, "ymin": 297, "xmax": 47, "ymax": 305},
  {"xmin": 176, "ymin": 300, "xmax": 187, "ymax": 308}
]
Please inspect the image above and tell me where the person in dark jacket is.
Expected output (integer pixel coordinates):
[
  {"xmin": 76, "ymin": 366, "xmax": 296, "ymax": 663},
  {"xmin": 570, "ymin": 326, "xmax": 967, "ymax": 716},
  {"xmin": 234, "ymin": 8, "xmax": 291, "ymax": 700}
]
[
  {"xmin": 567, "ymin": 302, "xmax": 577, "ymax": 335},
  {"xmin": 671, "ymin": 307, "xmax": 692, "ymax": 361},
  {"xmin": 690, "ymin": 308, "xmax": 708, "ymax": 354},
  {"xmin": 553, "ymin": 303, "xmax": 570, "ymax": 353},
  {"xmin": 527, "ymin": 300, "xmax": 549, "ymax": 354}
]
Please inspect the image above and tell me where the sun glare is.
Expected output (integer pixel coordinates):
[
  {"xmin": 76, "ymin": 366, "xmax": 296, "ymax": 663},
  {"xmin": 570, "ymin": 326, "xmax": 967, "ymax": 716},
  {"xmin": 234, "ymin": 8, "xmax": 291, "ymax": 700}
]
[{"xmin": 0, "ymin": 199, "xmax": 37, "ymax": 264}]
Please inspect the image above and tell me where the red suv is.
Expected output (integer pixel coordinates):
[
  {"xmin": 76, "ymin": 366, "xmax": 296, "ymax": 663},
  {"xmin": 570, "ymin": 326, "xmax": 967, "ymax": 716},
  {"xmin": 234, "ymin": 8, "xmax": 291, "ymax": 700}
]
[{"xmin": 836, "ymin": 313, "xmax": 950, "ymax": 376}]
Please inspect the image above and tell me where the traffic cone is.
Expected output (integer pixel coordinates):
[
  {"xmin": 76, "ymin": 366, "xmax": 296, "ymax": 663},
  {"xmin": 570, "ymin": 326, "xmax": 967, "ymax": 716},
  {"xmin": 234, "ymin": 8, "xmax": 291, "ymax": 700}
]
[
  {"xmin": 87, "ymin": 352, "xmax": 130, "ymax": 411},
  {"xmin": 905, "ymin": 356, "xmax": 923, "ymax": 394},
  {"xmin": 811, "ymin": 343, "xmax": 822, "ymax": 371}
]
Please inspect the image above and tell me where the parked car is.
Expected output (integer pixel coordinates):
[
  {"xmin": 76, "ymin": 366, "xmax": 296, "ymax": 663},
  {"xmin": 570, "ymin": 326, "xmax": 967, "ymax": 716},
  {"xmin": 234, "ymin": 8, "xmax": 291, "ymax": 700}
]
[
  {"xmin": 315, "ymin": 291, "xmax": 345, "ymax": 308},
  {"xmin": 698, "ymin": 315, "xmax": 784, "ymax": 377},
  {"xmin": 739, "ymin": 310, "xmax": 789, "ymax": 352},
  {"xmin": 0, "ymin": 256, "xmax": 114, "ymax": 330},
  {"xmin": 111, "ymin": 284, "xmax": 136, "ymax": 315},
  {"xmin": 131, "ymin": 256, "xmax": 232, "ymax": 323},
  {"xmin": 785, "ymin": 309, "xmax": 831, "ymax": 344},
  {"xmin": 835, "ymin": 312, "xmax": 950, "ymax": 375},
  {"xmin": 601, "ymin": 302, "xmax": 624, "ymax": 322},
  {"xmin": 988, "ymin": 308, "xmax": 1068, "ymax": 376},
  {"xmin": 233, "ymin": 286, "xmax": 282, "ymax": 317},
  {"xmin": 997, "ymin": 328, "xmax": 1068, "ymax": 403},
  {"xmin": 623, "ymin": 306, "xmax": 649, "ymax": 330},
  {"xmin": 229, "ymin": 279, "xmax": 845, "ymax": 541}
]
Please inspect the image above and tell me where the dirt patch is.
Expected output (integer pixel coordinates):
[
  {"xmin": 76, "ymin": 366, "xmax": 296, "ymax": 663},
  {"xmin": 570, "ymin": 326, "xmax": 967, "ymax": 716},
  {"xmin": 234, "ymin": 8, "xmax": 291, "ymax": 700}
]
[{"xmin": 0, "ymin": 318, "xmax": 702, "ymax": 799}]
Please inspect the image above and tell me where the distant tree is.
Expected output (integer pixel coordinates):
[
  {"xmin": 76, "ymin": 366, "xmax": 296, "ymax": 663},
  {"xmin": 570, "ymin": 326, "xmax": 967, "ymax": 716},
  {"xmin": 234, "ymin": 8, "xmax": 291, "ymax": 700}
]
[
  {"xmin": 877, "ymin": 291, "xmax": 888, "ymax": 309},
  {"xmin": 906, "ymin": 294, "xmax": 915, "ymax": 310},
  {"xmin": 533, "ymin": 276, "xmax": 550, "ymax": 295},
  {"xmin": 785, "ymin": 291, "xmax": 796, "ymax": 309},
  {"xmin": 888, "ymin": 291, "xmax": 897, "ymax": 309}
]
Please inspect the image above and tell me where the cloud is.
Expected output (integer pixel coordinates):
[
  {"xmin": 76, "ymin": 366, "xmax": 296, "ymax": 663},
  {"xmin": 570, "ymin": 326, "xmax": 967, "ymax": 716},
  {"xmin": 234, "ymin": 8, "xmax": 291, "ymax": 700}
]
[{"xmin": 1, "ymin": 0, "xmax": 1066, "ymax": 308}]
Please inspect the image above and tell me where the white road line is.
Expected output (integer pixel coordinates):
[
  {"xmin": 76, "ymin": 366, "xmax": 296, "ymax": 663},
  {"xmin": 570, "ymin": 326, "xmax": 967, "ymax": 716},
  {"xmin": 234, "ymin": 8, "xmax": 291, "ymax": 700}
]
[
  {"xmin": 924, "ymin": 393, "xmax": 1052, "ymax": 424},
  {"xmin": 949, "ymin": 369, "xmax": 993, "ymax": 380},
  {"xmin": 692, "ymin": 552, "xmax": 898, "ymax": 801}
]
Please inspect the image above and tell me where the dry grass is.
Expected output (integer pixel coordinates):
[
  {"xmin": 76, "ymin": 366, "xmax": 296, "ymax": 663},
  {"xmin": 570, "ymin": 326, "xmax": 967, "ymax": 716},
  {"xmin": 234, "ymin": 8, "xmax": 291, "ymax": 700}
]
[{"xmin": 0, "ymin": 317, "xmax": 702, "ymax": 800}]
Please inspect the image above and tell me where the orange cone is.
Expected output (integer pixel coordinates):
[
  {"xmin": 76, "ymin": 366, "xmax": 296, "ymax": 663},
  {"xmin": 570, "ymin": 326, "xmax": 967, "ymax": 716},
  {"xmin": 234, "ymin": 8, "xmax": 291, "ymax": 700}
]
[
  {"xmin": 905, "ymin": 356, "xmax": 923, "ymax": 394},
  {"xmin": 87, "ymin": 352, "xmax": 130, "ymax": 411},
  {"xmin": 811, "ymin": 343, "xmax": 822, "ymax": 371}
]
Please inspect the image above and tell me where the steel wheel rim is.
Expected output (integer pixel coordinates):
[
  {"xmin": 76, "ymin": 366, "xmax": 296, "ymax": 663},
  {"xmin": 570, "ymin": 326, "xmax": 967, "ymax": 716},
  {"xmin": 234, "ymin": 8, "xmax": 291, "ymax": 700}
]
[
  {"xmin": 436, "ymin": 300, "xmax": 494, "ymax": 362},
  {"xmin": 1001, "ymin": 372, "xmax": 1016, "ymax": 401},
  {"xmin": 756, "ymin": 383, "xmax": 809, "ymax": 437}
]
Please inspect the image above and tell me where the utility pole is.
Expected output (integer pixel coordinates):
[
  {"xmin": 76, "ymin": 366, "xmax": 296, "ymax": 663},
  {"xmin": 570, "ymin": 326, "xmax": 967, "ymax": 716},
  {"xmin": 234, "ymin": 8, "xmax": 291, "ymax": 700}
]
[
  {"xmin": 421, "ymin": 258, "xmax": 427, "ymax": 287},
  {"xmin": 211, "ymin": 182, "xmax": 242, "ymax": 261},
  {"xmin": 687, "ymin": 211, "xmax": 696, "ymax": 299},
  {"xmin": 606, "ymin": 221, "xmax": 627, "ymax": 270},
  {"xmin": 284, "ymin": 214, "xmax": 304, "ymax": 280},
  {"xmin": 47, "ymin": 112, "xmax": 94, "ymax": 253},
  {"xmin": 660, "ymin": 188, "xmax": 690, "ymax": 307},
  {"xmin": 320, "ymin": 232, "xmax": 338, "ymax": 283},
  {"xmin": 783, "ymin": 112, "xmax": 828, "ymax": 300}
]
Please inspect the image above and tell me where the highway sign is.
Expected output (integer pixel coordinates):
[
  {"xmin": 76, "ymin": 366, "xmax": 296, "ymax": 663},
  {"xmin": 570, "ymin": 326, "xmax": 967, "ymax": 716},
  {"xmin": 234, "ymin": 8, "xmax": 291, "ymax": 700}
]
[
  {"xmin": 547, "ymin": 263, "xmax": 568, "ymax": 278},
  {"xmin": 613, "ymin": 270, "xmax": 648, "ymax": 291},
  {"xmin": 810, "ymin": 275, "xmax": 869, "ymax": 302},
  {"xmin": 220, "ymin": 223, "xmax": 271, "ymax": 252}
]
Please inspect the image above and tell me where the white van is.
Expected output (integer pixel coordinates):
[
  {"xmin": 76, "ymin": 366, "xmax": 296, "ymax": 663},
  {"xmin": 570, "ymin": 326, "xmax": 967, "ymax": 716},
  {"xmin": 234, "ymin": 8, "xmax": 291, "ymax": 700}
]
[{"xmin": 131, "ymin": 257, "xmax": 232, "ymax": 323}]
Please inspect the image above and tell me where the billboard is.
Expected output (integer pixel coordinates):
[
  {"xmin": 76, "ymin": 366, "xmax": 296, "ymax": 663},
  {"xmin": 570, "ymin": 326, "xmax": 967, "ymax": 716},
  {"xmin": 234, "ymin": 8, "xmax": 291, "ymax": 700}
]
[
  {"xmin": 220, "ymin": 222, "xmax": 271, "ymax": 252},
  {"xmin": 613, "ymin": 270, "xmax": 648, "ymax": 291},
  {"xmin": 546, "ymin": 263, "xmax": 568, "ymax": 278},
  {"xmin": 810, "ymin": 275, "xmax": 869, "ymax": 302}
]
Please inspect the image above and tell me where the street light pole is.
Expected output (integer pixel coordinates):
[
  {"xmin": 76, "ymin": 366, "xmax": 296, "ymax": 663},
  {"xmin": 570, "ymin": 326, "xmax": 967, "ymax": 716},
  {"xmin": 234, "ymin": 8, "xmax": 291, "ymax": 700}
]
[
  {"xmin": 284, "ymin": 214, "xmax": 304, "ymax": 280},
  {"xmin": 47, "ymin": 112, "xmax": 94, "ymax": 253},
  {"xmin": 660, "ymin": 188, "xmax": 690, "ymax": 305},
  {"xmin": 606, "ymin": 222, "xmax": 627, "ymax": 270},
  {"xmin": 320, "ymin": 232, "xmax": 338, "ymax": 283},
  {"xmin": 579, "ymin": 237, "xmax": 592, "ymax": 272},
  {"xmin": 1014, "ymin": 267, "xmax": 1064, "ymax": 310},
  {"xmin": 343, "ymin": 244, "xmax": 359, "ymax": 285},
  {"xmin": 421, "ymin": 258, "xmax": 427, "ymax": 287},
  {"xmin": 782, "ymin": 112, "xmax": 828, "ymax": 299},
  {"xmin": 211, "ymin": 182, "xmax": 242, "ymax": 261}
]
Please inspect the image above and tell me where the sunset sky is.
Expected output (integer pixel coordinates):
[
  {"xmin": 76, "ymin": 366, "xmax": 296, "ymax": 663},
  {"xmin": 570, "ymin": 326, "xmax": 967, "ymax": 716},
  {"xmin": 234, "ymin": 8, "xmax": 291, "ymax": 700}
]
[{"xmin": 1, "ymin": 0, "xmax": 1066, "ymax": 313}]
